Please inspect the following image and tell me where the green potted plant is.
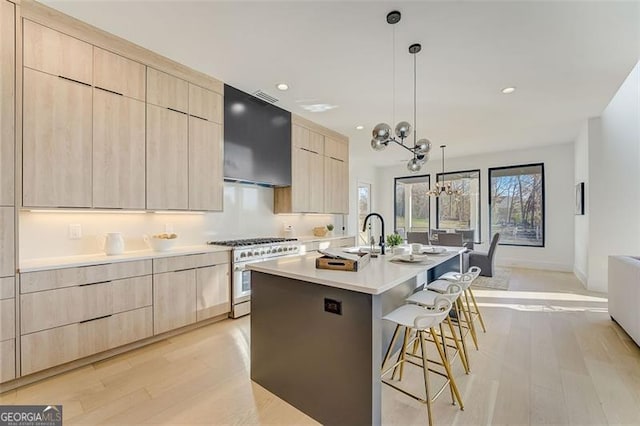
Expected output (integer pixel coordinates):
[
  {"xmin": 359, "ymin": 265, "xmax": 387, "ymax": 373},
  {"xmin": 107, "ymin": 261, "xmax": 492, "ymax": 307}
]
[
  {"xmin": 326, "ymin": 224, "xmax": 334, "ymax": 236},
  {"xmin": 386, "ymin": 233, "xmax": 403, "ymax": 248}
]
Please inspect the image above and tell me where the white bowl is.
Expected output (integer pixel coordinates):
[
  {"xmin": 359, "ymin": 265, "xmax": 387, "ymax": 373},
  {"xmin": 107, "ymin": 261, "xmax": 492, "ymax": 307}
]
[
  {"xmin": 392, "ymin": 246, "xmax": 410, "ymax": 255},
  {"xmin": 144, "ymin": 235, "xmax": 177, "ymax": 252}
]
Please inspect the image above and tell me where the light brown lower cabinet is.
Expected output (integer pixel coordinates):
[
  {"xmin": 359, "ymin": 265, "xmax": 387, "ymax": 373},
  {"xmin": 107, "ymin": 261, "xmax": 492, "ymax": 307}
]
[
  {"xmin": 0, "ymin": 339, "xmax": 15, "ymax": 382},
  {"xmin": 0, "ymin": 207, "xmax": 14, "ymax": 278},
  {"xmin": 20, "ymin": 275, "xmax": 152, "ymax": 335},
  {"xmin": 0, "ymin": 297, "xmax": 14, "ymax": 341},
  {"xmin": 153, "ymin": 269, "xmax": 197, "ymax": 335},
  {"xmin": 196, "ymin": 264, "xmax": 230, "ymax": 321},
  {"xmin": 21, "ymin": 306, "xmax": 152, "ymax": 375}
]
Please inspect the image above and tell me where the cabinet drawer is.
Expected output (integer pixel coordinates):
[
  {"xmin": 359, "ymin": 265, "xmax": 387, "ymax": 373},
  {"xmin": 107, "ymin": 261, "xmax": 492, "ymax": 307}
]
[
  {"xmin": 153, "ymin": 252, "xmax": 229, "ymax": 274},
  {"xmin": 21, "ymin": 306, "xmax": 153, "ymax": 375},
  {"xmin": 0, "ymin": 276, "xmax": 14, "ymax": 299},
  {"xmin": 21, "ymin": 260, "xmax": 152, "ymax": 294},
  {"xmin": 0, "ymin": 339, "xmax": 15, "ymax": 383},
  {"xmin": 23, "ymin": 20, "xmax": 92, "ymax": 85},
  {"xmin": 189, "ymin": 83, "xmax": 222, "ymax": 123},
  {"xmin": 0, "ymin": 298, "xmax": 14, "ymax": 341},
  {"xmin": 93, "ymin": 47, "xmax": 145, "ymax": 101},
  {"xmin": 21, "ymin": 275, "xmax": 152, "ymax": 335},
  {"xmin": 147, "ymin": 68, "xmax": 188, "ymax": 112}
]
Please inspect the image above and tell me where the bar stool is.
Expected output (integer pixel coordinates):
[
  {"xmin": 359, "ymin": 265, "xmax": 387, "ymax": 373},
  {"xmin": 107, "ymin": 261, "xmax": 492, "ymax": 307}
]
[
  {"xmin": 381, "ymin": 297, "xmax": 464, "ymax": 426},
  {"xmin": 440, "ymin": 266, "xmax": 487, "ymax": 333},
  {"xmin": 427, "ymin": 276, "xmax": 479, "ymax": 350},
  {"xmin": 406, "ymin": 283, "xmax": 470, "ymax": 374}
]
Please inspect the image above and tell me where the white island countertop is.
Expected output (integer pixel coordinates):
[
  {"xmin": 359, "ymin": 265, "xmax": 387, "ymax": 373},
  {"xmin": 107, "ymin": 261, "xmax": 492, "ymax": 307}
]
[{"xmin": 248, "ymin": 249, "xmax": 463, "ymax": 295}]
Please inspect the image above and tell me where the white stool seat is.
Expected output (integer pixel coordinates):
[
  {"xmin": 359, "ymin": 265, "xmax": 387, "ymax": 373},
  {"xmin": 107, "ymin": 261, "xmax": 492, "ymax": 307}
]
[
  {"xmin": 439, "ymin": 271, "xmax": 462, "ymax": 281},
  {"xmin": 427, "ymin": 279, "xmax": 456, "ymax": 293},
  {"xmin": 383, "ymin": 304, "xmax": 443, "ymax": 330},
  {"xmin": 406, "ymin": 290, "xmax": 440, "ymax": 306}
]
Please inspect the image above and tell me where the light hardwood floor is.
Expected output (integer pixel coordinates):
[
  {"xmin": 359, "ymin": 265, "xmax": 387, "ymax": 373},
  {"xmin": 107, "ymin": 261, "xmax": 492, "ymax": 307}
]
[{"xmin": 1, "ymin": 268, "xmax": 639, "ymax": 425}]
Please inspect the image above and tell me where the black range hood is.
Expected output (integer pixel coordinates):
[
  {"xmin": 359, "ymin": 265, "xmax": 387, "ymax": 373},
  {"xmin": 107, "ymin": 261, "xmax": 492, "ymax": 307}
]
[{"xmin": 223, "ymin": 85, "xmax": 292, "ymax": 187}]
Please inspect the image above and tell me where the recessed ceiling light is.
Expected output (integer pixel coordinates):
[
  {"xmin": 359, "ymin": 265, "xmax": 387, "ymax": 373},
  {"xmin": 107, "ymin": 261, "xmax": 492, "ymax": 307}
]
[
  {"xmin": 355, "ymin": 125, "xmax": 364, "ymax": 130},
  {"xmin": 276, "ymin": 83, "xmax": 289, "ymax": 91},
  {"xmin": 501, "ymin": 87, "xmax": 516, "ymax": 94},
  {"xmin": 300, "ymin": 104, "xmax": 338, "ymax": 113}
]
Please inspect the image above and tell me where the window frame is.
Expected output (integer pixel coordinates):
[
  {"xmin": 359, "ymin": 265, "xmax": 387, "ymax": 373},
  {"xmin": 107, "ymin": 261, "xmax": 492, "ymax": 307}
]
[
  {"xmin": 488, "ymin": 163, "xmax": 546, "ymax": 248},
  {"xmin": 435, "ymin": 168, "xmax": 482, "ymax": 244},
  {"xmin": 393, "ymin": 174, "xmax": 431, "ymax": 234}
]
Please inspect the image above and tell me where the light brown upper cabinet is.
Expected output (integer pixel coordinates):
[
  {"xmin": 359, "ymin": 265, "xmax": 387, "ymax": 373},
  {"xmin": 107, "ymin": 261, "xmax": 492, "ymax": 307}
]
[
  {"xmin": 93, "ymin": 47, "xmax": 145, "ymax": 101},
  {"xmin": 23, "ymin": 68, "xmax": 92, "ymax": 208},
  {"xmin": 0, "ymin": 0, "xmax": 14, "ymax": 207},
  {"xmin": 23, "ymin": 20, "xmax": 92, "ymax": 85},
  {"xmin": 188, "ymin": 117, "xmax": 223, "ymax": 211},
  {"xmin": 324, "ymin": 137, "xmax": 349, "ymax": 214},
  {"xmin": 324, "ymin": 156, "xmax": 349, "ymax": 214},
  {"xmin": 146, "ymin": 104, "xmax": 188, "ymax": 210},
  {"xmin": 147, "ymin": 68, "xmax": 188, "ymax": 113},
  {"xmin": 93, "ymin": 89, "xmax": 146, "ymax": 209},
  {"xmin": 189, "ymin": 83, "xmax": 222, "ymax": 123}
]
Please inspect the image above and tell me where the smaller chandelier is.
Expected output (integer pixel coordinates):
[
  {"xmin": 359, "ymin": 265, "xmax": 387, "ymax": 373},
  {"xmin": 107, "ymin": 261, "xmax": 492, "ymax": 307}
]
[
  {"xmin": 370, "ymin": 11, "xmax": 432, "ymax": 172},
  {"xmin": 427, "ymin": 145, "xmax": 463, "ymax": 197}
]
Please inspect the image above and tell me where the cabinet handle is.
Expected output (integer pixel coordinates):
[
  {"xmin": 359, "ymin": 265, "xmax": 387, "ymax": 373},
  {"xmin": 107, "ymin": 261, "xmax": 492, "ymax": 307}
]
[
  {"xmin": 330, "ymin": 156, "xmax": 344, "ymax": 162},
  {"xmin": 167, "ymin": 107, "xmax": 188, "ymax": 115},
  {"xmin": 190, "ymin": 114, "xmax": 208, "ymax": 122},
  {"xmin": 58, "ymin": 75, "xmax": 91, "ymax": 87},
  {"xmin": 79, "ymin": 280, "xmax": 111, "ymax": 287},
  {"xmin": 173, "ymin": 268, "xmax": 193, "ymax": 273},
  {"xmin": 300, "ymin": 147, "xmax": 319, "ymax": 154},
  {"xmin": 80, "ymin": 314, "xmax": 112, "ymax": 324},
  {"xmin": 95, "ymin": 86, "xmax": 124, "ymax": 96}
]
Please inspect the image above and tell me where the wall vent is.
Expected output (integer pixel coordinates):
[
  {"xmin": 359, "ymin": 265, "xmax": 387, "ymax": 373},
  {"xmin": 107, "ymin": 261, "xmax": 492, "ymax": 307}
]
[{"xmin": 252, "ymin": 90, "xmax": 279, "ymax": 104}]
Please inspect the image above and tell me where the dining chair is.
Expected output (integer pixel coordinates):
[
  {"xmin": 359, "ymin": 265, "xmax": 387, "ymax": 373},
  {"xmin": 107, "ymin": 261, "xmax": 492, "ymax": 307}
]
[{"xmin": 437, "ymin": 233, "xmax": 464, "ymax": 247}]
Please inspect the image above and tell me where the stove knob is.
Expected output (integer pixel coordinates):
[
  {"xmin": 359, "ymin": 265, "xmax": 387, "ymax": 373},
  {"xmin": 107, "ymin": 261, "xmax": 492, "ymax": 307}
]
[
  {"xmin": 240, "ymin": 252, "xmax": 246, "ymax": 258},
  {"xmin": 265, "ymin": 248, "xmax": 271, "ymax": 254}
]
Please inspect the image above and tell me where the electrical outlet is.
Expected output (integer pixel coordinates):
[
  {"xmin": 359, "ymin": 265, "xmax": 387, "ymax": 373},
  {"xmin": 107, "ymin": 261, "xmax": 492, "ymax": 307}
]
[
  {"xmin": 68, "ymin": 224, "xmax": 82, "ymax": 240},
  {"xmin": 324, "ymin": 298, "xmax": 342, "ymax": 315},
  {"xmin": 164, "ymin": 223, "xmax": 174, "ymax": 233}
]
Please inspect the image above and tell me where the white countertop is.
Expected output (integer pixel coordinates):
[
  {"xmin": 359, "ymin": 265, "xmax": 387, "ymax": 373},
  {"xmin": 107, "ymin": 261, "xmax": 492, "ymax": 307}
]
[
  {"xmin": 296, "ymin": 234, "xmax": 356, "ymax": 243},
  {"xmin": 248, "ymin": 248, "xmax": 463, "ymax": 295},
  {"xmin": 19, "ymin": 244, "xmax": 231, "ymax": 273}
]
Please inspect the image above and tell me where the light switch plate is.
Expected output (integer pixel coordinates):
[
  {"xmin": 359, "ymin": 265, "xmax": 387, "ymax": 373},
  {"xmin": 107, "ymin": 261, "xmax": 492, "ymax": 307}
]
[{"xmin": 68, "ymin": 224, "xmax": 82, "ymax": 240}]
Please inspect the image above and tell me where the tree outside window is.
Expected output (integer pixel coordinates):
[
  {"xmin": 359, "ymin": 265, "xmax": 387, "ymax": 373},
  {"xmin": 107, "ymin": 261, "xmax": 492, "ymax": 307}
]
[
  {"xmin": 436, "ymin": 170, "xmax": 481, "ymax": 243},
  {"xmin": 489, "ymin": 164, "xmax": 545, "ymax": 247},
  {"xmin": 394, "ymin": 175, "xmax": 430, "ymax": 234}
]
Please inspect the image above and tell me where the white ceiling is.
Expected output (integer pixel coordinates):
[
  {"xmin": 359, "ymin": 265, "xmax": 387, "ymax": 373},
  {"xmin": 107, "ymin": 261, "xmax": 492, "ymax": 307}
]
[{"xmin": 43, "ymin": 0, "xmax": 640, "ymax": 167}]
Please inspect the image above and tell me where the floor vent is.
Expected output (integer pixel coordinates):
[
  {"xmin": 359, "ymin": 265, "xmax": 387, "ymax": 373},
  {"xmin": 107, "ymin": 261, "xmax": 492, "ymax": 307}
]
[{"xmin": 252, "ymin": 90, "xmax": 279, "ymax": 104}]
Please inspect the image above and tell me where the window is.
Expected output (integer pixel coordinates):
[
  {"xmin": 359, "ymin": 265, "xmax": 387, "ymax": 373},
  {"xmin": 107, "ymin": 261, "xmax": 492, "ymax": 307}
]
[
  {"xmin": 357, "ymin": 182, "xmax": 372, "ymax": 245},
  {"xmin": 489, "ymin": 164, "xmax": 545, "ymax": 247},
  {"xmin": 436, "ymin": 170, "xmax": 481, "ymax": 243},
  {"xmin": 394, "ymin": 175, "xmax": 430, "ymax": 234}
]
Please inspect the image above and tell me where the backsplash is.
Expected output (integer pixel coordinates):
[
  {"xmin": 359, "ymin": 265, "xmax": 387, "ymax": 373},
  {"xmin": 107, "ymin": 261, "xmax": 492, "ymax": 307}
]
[{"xmin": 19, "ymin": 182, "xmax": 346, "ymax": 260}]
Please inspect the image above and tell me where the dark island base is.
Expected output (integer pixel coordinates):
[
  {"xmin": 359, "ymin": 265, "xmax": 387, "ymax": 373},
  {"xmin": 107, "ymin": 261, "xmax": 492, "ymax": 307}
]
[{"xmin": 250, "ymin": 255, "xmax": 460, "ymax": 425}]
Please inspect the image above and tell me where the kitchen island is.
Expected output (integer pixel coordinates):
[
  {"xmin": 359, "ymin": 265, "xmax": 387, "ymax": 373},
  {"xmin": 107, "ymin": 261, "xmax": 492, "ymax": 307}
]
[{"xmin": 248, "ymin": 249, "xmax": 463, "ymax": 425}]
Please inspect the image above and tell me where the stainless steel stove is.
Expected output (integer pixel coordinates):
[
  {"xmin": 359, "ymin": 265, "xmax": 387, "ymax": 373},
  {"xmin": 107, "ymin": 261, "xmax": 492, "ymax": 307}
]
[{"xmin": 207, "ymin": 237, "xmax": 301, "ymax": 318}]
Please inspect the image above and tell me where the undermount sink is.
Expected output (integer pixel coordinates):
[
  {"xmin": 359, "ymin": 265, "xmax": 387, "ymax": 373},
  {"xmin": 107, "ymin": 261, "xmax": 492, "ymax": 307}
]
[{"xmin": 343, "ymin": 246, "xmax": 382, "ymax": 254}]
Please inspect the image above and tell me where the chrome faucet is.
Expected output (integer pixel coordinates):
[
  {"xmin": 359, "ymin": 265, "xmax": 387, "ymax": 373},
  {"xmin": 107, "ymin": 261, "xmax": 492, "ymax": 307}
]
[{"xmin": 362, "ymin": 213, "xmax": 386, "ymax": 255}]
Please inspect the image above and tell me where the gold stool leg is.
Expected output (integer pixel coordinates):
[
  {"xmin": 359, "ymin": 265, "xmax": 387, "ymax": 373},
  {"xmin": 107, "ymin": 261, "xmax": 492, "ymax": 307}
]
[
  {"xmin": 468, "ymin": 286, "xmax": 487, "ymax": 333},
  {"xmin": 439, "ymin": 322, "xmax": 456, "ymax": 405},
  {"xmin": 446, "ymin": 315, "xmax": 470, "ymax": 374},
  {"xmin": 382, "ymin": 324, "xmax": 401, "ymax": 372},
  {"xmin": 463, "ymin": 289, "xmax": 480, "ymax": 350},
  {"xmin": 419, "ymin": 330, "xmax": 434, "ymax": 426},
  {"xmin": 430, "ymin": 327, "xmax": 465, "ymax": 410},
  {"xmin": 395, "ymin": 327, "xmax": 411, "ymax": 380}
]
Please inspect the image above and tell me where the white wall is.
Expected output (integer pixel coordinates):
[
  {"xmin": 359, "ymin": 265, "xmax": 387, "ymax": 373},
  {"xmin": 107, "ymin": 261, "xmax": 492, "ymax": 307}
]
[
  {"xmin": 582, "ymin": 61, "xmax": 640, "ymax": 292},
  {"xmin": 376, "ymin": 143, "xmax": 575, "ymax": 272},
  {"xmin": 573, "ymin": 119, "xmax": 594, "ymax": 285},
  {"xmin": 20, "ymin": 182, "xmax": 344, "ymax": 260}
]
